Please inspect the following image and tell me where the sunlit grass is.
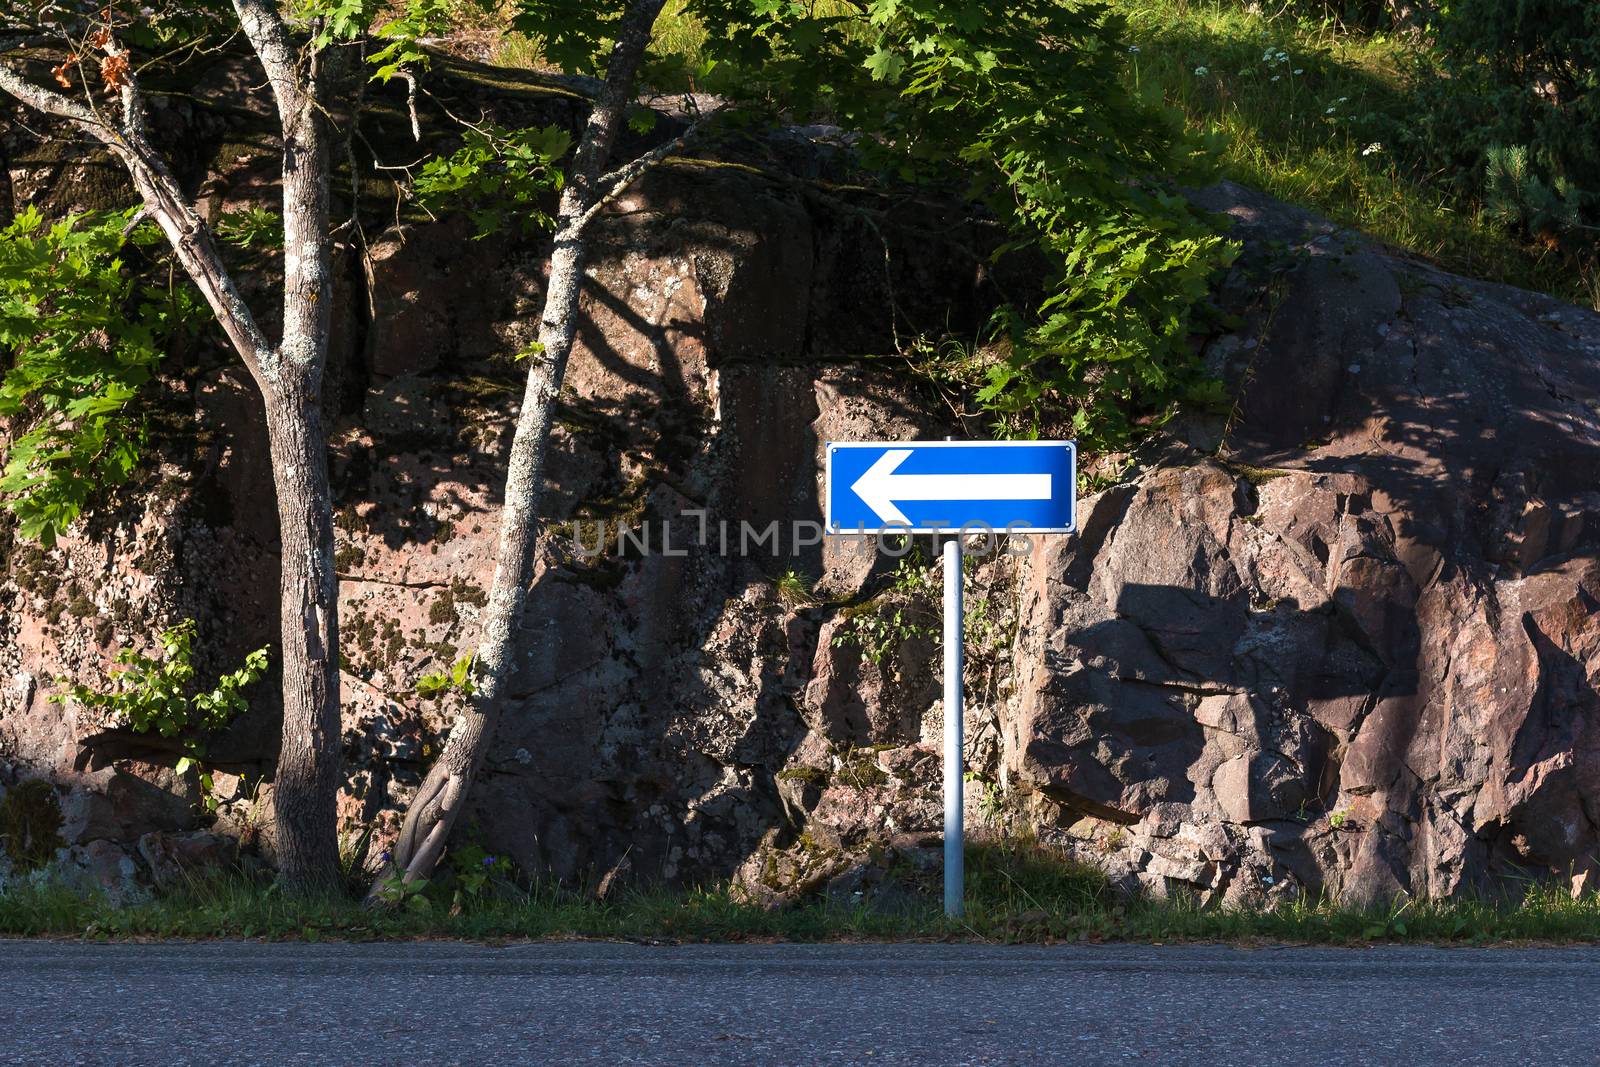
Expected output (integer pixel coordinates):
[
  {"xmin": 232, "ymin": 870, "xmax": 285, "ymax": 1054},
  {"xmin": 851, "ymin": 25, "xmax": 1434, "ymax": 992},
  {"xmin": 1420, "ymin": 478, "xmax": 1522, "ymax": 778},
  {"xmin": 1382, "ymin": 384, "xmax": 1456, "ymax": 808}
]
[
  {"xmin": 488, "ymin": 0, "xmax": 709, "ymax": 76},
  {"xmin": 1116, "ymin": 0, "xmax": 1591, "ymax": 305}
]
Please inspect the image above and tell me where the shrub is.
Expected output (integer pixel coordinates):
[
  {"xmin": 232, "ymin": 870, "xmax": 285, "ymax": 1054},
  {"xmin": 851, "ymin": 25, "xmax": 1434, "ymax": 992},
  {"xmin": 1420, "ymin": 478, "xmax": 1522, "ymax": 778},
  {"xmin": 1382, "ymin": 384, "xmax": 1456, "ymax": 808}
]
[{"xmin": 1413, "ymin": 0, "xmax": 1600, "ymax": 248}]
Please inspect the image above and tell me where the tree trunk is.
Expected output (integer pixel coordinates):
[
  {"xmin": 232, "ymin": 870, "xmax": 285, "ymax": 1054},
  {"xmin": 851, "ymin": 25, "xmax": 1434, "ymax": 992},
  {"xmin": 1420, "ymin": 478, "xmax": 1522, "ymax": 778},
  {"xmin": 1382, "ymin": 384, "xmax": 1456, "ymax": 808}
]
[
  {"xmin": 376, "ymin": 0, "xmax": 667, "ymax": 894},
  {"xmin": 236, "ymin": 0, "xmax": 344, "ymax": 893},
  {"xmin": 262, "ymin": 374, "xmax": 343, "ymax": 891},
  {"xmin": 1, "ymin": 0, "xmax": 349, "ymax": 894}
]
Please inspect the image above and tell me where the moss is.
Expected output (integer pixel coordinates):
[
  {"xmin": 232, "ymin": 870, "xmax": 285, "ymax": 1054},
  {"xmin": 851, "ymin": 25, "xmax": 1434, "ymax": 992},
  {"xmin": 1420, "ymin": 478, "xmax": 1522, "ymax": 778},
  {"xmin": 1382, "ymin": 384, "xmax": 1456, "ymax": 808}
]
[
  {"xmin": 552, "ymin": 558, "xmax": 627, "ymax": 592},
  {"xmin": 348, "ymin": 610, "xmax": 376, "ymax": 657},
  {"xmin": 422, "ymin": 641, "xmax": 459, "ymax": 663},
  {"xmin": 0, "ymin": 780, "xmax": 64, "ymax": 872},
  {"xmin": 434, "ymin": 375, "xmax": 519, "ymax": 405},
  {"xmin": 838, "ymin": 753, "xmax": 889, "ymax": 789},
  {"xmin": 334, "ymin": 544, "xmax": 367, "ymax": 571},
  {"xmin": 778, "ymin": 765, "xmax": 831, "ymax": 787},
  {"xmin": 428, "ymin": 592, "xmax": 457, "ymax": 626},
  {"xmin": 334, "ymin": 505, "xmax": 371, "ymax": 537},
  {"xmin": 434, "ymin": 54, "xmax": 589, "ymax": 100},
  {"xmin": 346, "ymin": 608, "xmax": 403, "ymax": 673},
  {"xmin": 451, "ymin": 578, "xmax": 488, "ymax": 608},
  {"xmin": 1227, "ymin": 462, "xmax": 1292, "ymax": 487},
  {"xmin": 10, "ymin": 546, "xmax": 58, "ymax": 599}
]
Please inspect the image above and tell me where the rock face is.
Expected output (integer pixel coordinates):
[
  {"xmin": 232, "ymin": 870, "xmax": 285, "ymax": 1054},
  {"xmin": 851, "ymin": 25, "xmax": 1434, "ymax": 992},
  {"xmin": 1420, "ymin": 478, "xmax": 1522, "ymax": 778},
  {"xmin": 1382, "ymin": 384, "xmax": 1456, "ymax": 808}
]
[
  {"xmin": 998, "ymin": 184, "xmax": 1600, "ymax": 904},
  {"xmin": 2, "ymin": 77, "xmax": 1597, "ymax": 907}
]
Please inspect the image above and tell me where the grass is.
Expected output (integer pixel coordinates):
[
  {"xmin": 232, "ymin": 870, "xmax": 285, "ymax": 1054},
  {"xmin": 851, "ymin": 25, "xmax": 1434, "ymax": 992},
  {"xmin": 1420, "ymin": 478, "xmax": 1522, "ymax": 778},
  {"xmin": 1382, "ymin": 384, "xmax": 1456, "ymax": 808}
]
[
  {"xmin": 1115, "ymin": 0, "xmax": 1596, "ymax": 307},
  {"xmin": 4, "ymin": 842, "xmax": 1597, "ymax": 944}
]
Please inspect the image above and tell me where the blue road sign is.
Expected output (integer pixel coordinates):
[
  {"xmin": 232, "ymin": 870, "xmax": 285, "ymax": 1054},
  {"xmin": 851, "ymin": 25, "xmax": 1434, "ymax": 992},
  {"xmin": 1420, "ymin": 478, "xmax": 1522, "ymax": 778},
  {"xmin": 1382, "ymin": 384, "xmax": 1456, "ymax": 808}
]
[{"xmin": 825, "ymin": 440, "xmax": 1076, "ymax": 535}]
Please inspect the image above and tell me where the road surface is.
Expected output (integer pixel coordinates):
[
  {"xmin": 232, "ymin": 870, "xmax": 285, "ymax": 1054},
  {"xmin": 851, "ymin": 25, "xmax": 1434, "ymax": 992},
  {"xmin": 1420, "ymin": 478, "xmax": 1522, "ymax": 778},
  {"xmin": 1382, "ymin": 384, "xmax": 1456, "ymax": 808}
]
[{"xmin": 2, "ymin": 940, "xmax": 1596, "ymax": 1065}]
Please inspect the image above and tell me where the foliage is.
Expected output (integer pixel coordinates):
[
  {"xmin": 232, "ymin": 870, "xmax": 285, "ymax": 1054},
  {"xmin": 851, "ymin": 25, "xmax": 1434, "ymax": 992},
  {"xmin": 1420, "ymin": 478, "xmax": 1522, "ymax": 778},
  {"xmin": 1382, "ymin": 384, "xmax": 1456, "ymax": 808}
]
[
  {"xmin": 0, "ymin": 207, "xmax": 197, "ymax": 544},
  {"xmin": 338, "ymin": 824, "xmax": 374, "ymax": 887},
  {"xmin": 858, "ymin": 0, "xmax": 1236, "ymax": 444},
  {"xmin": 447, "ymin": 841, "xmax": 513, "ymax": 909},
  {"xmin": 773, "ymin": 567, "xmax": 817, "ymax": 606},
  {"xmin": 416, "ymin": 654, "xmax": 477, "ymax": 700},
  {"xmin": 1413, "ymin": 0, "xmax": 1599, "ymax": 248},
  {"xmin": 834, "ymin": 598, "xmax": 937, "ymax": 667},
  {"xmin": 372, "ymin": 868, "xmax": 433, "ymax": 912},
  {"xmin": 213, "ymin": 206, "xmax": 285, "ymax": 251},
  {"xmin": 500, "ymin": 0, "xmax": 1238, "ymax": 446},
  {"xmin": 370, "ymin": 0, "xmax": 454, "ymax": 80},
  {"xmin": 52, "ymin": 620, "xmax": 270, "ymax": 802},
  {"xmin": 831, "ymin": 555, "xmax": 938, "ymax": 666},
  {"xmin": 413, "ymin": 124, "xmax": 572, "ymax": 237}
]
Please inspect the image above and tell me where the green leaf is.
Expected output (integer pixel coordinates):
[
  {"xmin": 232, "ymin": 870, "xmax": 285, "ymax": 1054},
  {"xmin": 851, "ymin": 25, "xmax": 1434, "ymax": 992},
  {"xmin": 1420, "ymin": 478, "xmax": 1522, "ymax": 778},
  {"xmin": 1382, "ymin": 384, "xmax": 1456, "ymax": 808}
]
[{"xmin": 865, "ymin": 47, "xmax": 906, "ymax": 83}]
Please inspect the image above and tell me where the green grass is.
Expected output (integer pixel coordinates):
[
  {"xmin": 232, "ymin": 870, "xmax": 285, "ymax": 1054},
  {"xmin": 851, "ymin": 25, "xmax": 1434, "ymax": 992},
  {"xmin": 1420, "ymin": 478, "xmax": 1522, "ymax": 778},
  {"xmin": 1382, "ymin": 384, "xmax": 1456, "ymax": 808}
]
[
  {"xmin": 1115, "ymin": 0, "xmax": 1596, "ymax": 307},
  {"xmin": 488, "ymin": 0, "xmax": 709, "ymax": 79},
  {"xmin": 4, "ymin": 841, "xmax": 1597, "ymax": 944}
]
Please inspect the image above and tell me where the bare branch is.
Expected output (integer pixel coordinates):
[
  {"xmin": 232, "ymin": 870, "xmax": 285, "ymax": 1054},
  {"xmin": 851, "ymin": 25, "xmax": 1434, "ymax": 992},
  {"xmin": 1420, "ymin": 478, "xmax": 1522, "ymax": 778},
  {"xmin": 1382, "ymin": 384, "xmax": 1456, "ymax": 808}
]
[
  {"xmin": 572, "ymin": 112, "xmax": 719, "ymax": 238},
  {"xmin": 0, "ymin": 58, "xmax": 104, "ymax": 127},
  {"xmin": 397, "ymin": 69, "xmax": 420, "ymax": 142},
  {"xmin": 0, "ymin": 34, "xmax": 57, "ymax": 52}
]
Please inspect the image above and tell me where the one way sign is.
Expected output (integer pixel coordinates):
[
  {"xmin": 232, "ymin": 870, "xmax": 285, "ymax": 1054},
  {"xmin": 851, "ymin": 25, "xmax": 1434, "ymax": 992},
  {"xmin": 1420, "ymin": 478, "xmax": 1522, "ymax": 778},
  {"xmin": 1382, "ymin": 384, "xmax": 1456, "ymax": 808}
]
[{"xmin": 825, "ymin": 440, "xmax": 1076, "ymax": 535}]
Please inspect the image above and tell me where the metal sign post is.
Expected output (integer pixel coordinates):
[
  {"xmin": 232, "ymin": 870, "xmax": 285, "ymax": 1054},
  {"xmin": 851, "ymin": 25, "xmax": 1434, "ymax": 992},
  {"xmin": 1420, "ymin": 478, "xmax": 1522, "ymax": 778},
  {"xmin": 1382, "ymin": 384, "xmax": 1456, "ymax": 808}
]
[
  {"xmin": 942, "ymin": 533, "xmax": 965, "ymax": 917},
  {"xmin": 825, "ymin": 440, "xmax": 1076, "ymax": 918}
]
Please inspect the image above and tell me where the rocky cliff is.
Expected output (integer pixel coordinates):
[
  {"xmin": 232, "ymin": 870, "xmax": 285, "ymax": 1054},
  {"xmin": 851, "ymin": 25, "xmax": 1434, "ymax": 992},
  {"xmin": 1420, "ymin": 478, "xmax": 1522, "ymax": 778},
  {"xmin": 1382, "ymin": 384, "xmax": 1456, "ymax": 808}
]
[{"xmin": 2, "ymin": 67, "xmax": 1597, "ymax": 906}]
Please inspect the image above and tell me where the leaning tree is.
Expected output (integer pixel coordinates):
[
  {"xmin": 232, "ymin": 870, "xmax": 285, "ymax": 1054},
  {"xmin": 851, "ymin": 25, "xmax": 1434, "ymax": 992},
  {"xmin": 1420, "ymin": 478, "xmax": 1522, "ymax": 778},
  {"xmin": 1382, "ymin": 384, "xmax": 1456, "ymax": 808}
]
[{"xmin": 372, "ymin": 0, "xmax": 1235, "ymax": 892}]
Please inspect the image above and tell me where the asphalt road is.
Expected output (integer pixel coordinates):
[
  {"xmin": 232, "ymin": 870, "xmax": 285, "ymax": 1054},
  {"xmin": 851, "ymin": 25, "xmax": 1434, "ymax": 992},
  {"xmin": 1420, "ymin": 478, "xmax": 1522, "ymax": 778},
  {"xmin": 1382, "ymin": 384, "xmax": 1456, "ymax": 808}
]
[{"xmin": 2, "ymin": 940, "xmax": 1597, "ymax": 1066}]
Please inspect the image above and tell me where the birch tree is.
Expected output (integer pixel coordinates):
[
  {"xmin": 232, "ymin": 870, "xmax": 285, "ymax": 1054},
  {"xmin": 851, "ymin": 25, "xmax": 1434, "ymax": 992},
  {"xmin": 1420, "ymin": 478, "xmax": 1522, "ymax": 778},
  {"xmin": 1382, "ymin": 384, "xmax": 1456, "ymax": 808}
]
[
  {"xmin": 0, "ymin": 0, "xmax": 345, "ymax": 890},
  {"xmin": 375, "ymin": 0, "xmax": 675, "ymax": 892}
]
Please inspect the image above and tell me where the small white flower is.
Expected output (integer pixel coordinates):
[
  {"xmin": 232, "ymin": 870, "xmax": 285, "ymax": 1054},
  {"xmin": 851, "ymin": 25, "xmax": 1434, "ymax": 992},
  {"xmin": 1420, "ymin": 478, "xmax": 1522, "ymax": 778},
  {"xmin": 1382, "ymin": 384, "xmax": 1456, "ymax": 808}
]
[
  {"xmin": 1129, "ymin": 45, "xmax": 1140, "ymax": 54},
  {"xmin": 1271, "ymin": 75, "xmax": 1281, "ymax": 82},
  {"xmin": 1325, "ymin": 106, "xmax": 1336, "ymax": 114},
  {"xmin": 1362, "ymin": 142, "xmax": 1384, "ymax": 156},
  {"xmin": 1293, "ymin": 68, "xmax": 1303, "ymax": 75},
  {"xmin": 1194, "ymin": 65, "xmax": 1209, "ymax": 76}
]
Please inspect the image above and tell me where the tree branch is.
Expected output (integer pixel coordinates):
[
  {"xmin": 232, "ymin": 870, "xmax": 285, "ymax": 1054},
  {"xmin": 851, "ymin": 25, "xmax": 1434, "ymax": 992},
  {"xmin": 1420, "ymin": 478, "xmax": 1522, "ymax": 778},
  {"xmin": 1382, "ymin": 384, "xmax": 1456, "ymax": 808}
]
[
  {"xmin": 572, "ymin": 112, "xmax": 718, "ymax": 238},
  {"xmin": 0, "ymin": 34, "xmax": 58, "ymax": 53},
  {"xmin": 0, "ymin": 59, "xmax": 105, "ymax": 127},
  {"xmin": 0, "ymin": 56, "xmax": 276, "ymax": 375}
]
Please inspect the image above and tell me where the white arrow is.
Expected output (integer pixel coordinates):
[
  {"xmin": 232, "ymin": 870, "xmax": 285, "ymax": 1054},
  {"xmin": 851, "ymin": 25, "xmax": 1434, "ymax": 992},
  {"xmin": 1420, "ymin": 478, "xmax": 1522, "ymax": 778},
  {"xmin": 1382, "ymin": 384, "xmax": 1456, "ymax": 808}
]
[{"xmin": 849, "ymin": 449, "xmax": 1053, "ymax": 525}]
